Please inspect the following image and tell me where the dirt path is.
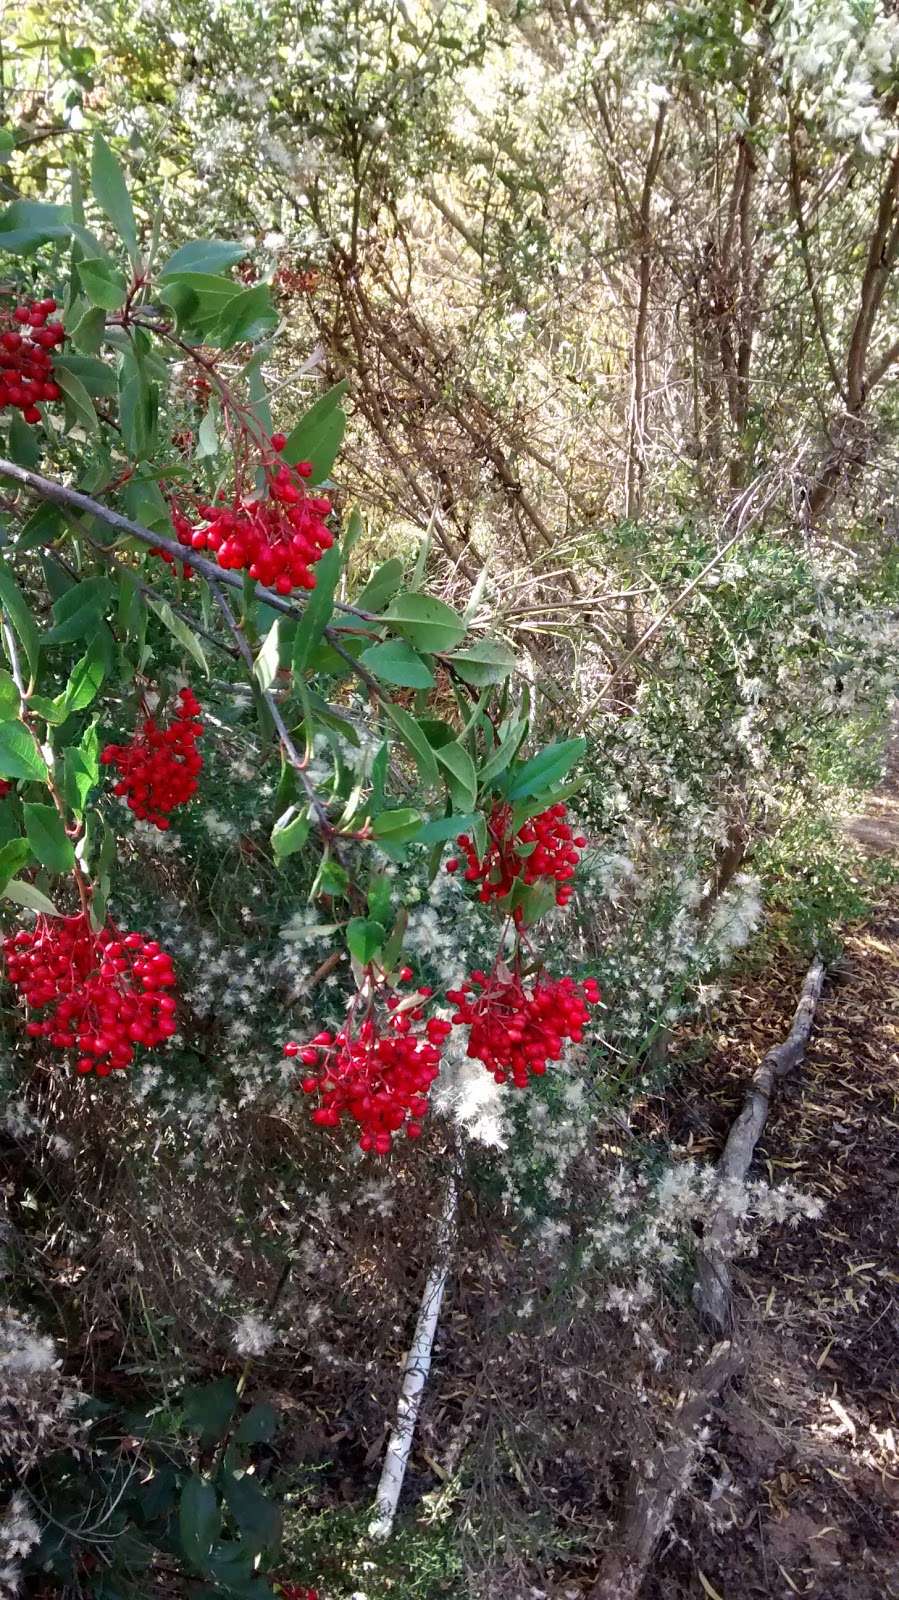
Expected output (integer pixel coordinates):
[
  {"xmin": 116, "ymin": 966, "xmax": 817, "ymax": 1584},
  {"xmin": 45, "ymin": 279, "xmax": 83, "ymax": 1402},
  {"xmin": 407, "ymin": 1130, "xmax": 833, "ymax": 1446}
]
[{"xmin": 642, "ymin": 753, "xmax": 899, "ymax": 1598}]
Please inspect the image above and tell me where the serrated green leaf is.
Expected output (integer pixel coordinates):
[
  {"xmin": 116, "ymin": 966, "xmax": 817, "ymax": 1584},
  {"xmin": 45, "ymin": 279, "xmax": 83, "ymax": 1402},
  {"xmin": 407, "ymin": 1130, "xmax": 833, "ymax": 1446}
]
[
  {"xmin": 281, "ymin": 381, "xmax": 348, "ymax": 485},
  {"xmin": 63, "ymin": 719, "xmax": 99, "ymax": 816},
  {"xmin": 0, "ymin": 721, "xmax": 47, "ymax": 781},
  {"xmin": 413, "ymin": 811, "xmax": 479, "ymax": 845},
  {"xmin": 435, "ymin": 741, "xmax": 478, "ymax": 810},
  {"xmin": 254, "ymin": 619, "xmax": 281, "ymax": 692},
  {"xmin": 271, "ymin": 805, "xmax": 310, "ymax": 861},
  {"xmin": 382, "ymin": 702, "xmax": 439, "ymax": 788},
  {"xmin": 0, "ymin": 672, "xmax": 19, "ymax": 720},
  {"xmin": 179, "ymin": 1475, "xmax": 221, "ymax": 1569},
  {"xmin": 360, "ymin": 640, "xmax": 434, "ymax": 689},
  {"xmin": 382, "ymin": 592, "xmax": 466, "ymax": 654},
  {"xmin": 23, "ymin": 802, "xmax": 75, "ymax": 873},
  {"xmin": 502, "ymin": 739, "xmax": 586, "ymax": 802},
  {"xmin": 77, "ymin": 256, "xmax": 126, "ymax": 310},
  {"xmin": 7, "ymin": 410, "xmax": 42, "ymax": 468},
  {"xmin": 292, "ymin": 542, "xmax": 341, "ymax": 673},
  {"xmin": 221, "ymin": 1470, "xmax": 281, "ymax": 1558},
  {"xmin": 0, "ymin": 557, "xmax": 40, "ymax": 682},
  {"xmin": 91, "ymin": 132, "xmax": 139, "ymax": 261},
  {"xmin": 371, "ymin": 807, "xmax": 423, "ymax": 843},
  {"xmin": 234, "ymin": 1402, "xmax": 278, "ymax": 1446},
  {"xmin": 4, "ymin": 878, "xmax": 59, "ymax": 915},
  {"xmin": 478, "ymin": 720, "xmax": 527, "ymax": 787},
  {"xmin": 346, "ymin": 916, "xmax": 386, "ymax": 965},
  {"xmin": 447, "ymin": 637, "xmax": 517, "ymax": 685},
  {"xmin": 0, "ymin": 838, "xmax": 32, "ymax": 891},
  {"xmin": 147, "ymin": 598, "xmax": 209, "ymax": 676},
  {"xmin": 56, "ymin": 634, "xmax": 107, "ymax": 714},
  {"xmin": 160, "ymin": 239, "xmax": 247, "ymax": 277},
  {"xmin": 47, "ymin": 577, "xmax": 112, "ymax": 643},
  {"xmin": 354, "ymin": 557, "xmax": 405, "ymax": 614},
  {"xmin": 183, "ymin": 1377, "xmax": 238, "ymax": 1442},
  {"xmin": 55, "ymin": 365, "xmax": 100, "ymax": 437},
  {"xmin": 215, "ymin": 283, "xmax": 278, "ymax": 347}
]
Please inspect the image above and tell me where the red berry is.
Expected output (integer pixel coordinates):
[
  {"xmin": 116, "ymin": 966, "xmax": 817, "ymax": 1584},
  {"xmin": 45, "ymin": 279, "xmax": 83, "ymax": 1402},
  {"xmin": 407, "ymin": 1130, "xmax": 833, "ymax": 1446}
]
[
  {"xmin": 103, "ymin": 688, "xmax": 204, "ymax": 830},
  {"xmin": 4, "ymin": 912, "xmax": 177, "ymax": 1076}
]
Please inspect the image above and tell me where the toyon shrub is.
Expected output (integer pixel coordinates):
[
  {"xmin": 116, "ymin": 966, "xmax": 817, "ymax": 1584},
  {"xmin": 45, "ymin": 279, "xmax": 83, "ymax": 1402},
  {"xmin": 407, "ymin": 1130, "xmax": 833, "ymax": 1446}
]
[
  {"xmin": 285, "ymin": 984, "xmax": 453, "ymax": 1154},
  {"xmin": 3, "ymin": 913, "xmax": 178, "ymax": 1075},
  {"xmin": 447, "ymin": 801, "xmax": 586, "ymax": 920},
  {"xmin": 0, "ymin": 298, "xmax": 64, "ymax": 423},
  {"xmin": 447, "ymin": 969, "xmax": 600, "ymax": 1087},
  {"xmin": 101, "ymin": 687, "xmax": 204, "ymax": 830}
]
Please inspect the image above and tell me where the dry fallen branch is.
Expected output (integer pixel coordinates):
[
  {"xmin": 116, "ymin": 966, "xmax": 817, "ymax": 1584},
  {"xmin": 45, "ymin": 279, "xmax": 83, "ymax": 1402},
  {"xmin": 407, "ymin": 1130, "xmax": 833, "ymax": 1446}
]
[
  {"xmin": 695, "ymin": 954, "xmax": 825, "ymax": 1330},
  {"xmin": 589, "ymin": 954, "xmax": 825, "ymax": 1599},
  {"xmin": 368, "ymin": 1167, "xmax": 459, "ymax": 1541}
]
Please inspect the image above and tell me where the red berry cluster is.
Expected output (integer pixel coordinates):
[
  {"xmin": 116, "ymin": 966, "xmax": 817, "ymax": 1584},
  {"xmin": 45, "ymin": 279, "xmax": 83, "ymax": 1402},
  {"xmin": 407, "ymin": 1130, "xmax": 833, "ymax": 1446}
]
[
  {"xmin": 447, "ymin": 802, "xmax": 587, "ymax": 920},
  {"xmin": 446, "ymin": 969, "xmax": 600, "ymax": 1087},
  {"xmin": 4, "ymin": 913, "xmax": 178, "ymax": 1075},
  {"xmin": 100, "ymin": 688, "xmax": 203, "ymax": 830},
  {"xmin": 285, "ymin": 985, "xmax": 452, "ymax": 1155},
  {"xmin": 161, "ymin": 438, "xmax": 334, "ymax": 597},
  {"xmin": 277, "ymin": 1586, "xmax": 319, "ymax": 1600},
  {"xmin": 0, "ymin": 780, "xmax": 12, "ymax": 799},
  {"xmin": 0, "ymin": 298, "xmax": 64, "ymax": 424}
]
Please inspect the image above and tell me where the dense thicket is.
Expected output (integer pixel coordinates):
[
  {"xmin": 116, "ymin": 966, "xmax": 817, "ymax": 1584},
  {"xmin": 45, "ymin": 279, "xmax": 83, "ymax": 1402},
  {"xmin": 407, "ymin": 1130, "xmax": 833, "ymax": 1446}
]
[{"xmin": 1, "ymin": 4, "xmax": 897, "ymax": 1598}]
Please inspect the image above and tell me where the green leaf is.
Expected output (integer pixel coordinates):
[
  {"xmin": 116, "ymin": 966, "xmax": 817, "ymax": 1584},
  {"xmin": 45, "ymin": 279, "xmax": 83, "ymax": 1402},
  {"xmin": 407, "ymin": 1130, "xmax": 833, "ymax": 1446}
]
[
  {"xmin": 56, "ymin": 635, "xmax": 107, "ymax": 714},
  {"xmin": 7, "ymin": 411, "xmax": 41, "ymax": 469},
  {"xmin": 0, "ymin": 672, "xmax": 19, "ymax": 720},
  {"xmin": 160, "ymin": 239, "xmax": 248, "ymax": 276},
  {"xmin": 77, "ymin": 256, "xmax": 127, "ymax": 310},
  {"xmin": 55, "ymin": 364, "xmax": 100, "ymax": 437},
  {"xmin": 435, "ymin": 740, "xmax": 478, "ymax": 810},
  {"xmin": 179, "ymin": 1475, "xmax": 221, "ymax": 1570},
  {"xmin": 0, "ymin": 838, "xmax": 32, "ymax": 891},
  {"xmin": 447, "ymin": 637, "xmax": 517, "ymax": 686},
  {"xmin": 0, "ymin": 129, "xmax": 14, "ymax": 163},
  {"xmin": 183, "ymin": 1377, "xmax": 238, "ymax": 1443},
  {"xmin": 254, "ymin": 620, "xmax": 281, "ymax": 692},
  {"xmin": 360, "ymin": 640, "xmax": 434, "ymax": 689},
  {"xmin": 371, "ymin": 807, "xmax": 423, "ymax": 844},
  {"xmin": 63, "ymin": 720, "xmax": 99, "ymax": 816},
  {"xmin": 367, "ymin": 870, "xmax": 392, "ymax": 925},
  {"xmin": 23, "ymin": 802, "xmax": 75, "ymax": 874},
  {"xmin": 4, "ymin": 878, "xmax": 59, "ymax": 915},
  {"xmin": 0, "ymin": 721, "xmax": 47, "ymax": 782},
  {"xmin": 17, "ymin": 501, "xmax": 63, "ymax": 553},
  {"xmin": 53, "ymin": 353, "xmax": 117, "ymax": 396},
  {"xmin": 0, "ymin": 557, "xmax": 40, "ymax": 681},
  {"xmin": 69, "ymin": 302, "xmax": 106, "ymax": 355},
  {"xmin": 382, "ymin": 702, "xmax": 439, "ymax": 788},
  {"xmin": 215, "ymin": 283, "xmax": 278, "ymax": 347},
  {"xmin": 271, "ymin": 805, "xmax": 310, "ymax": 862},
  {"xmin": 478, "ymin": 720, "xmax": 527, "ymax": 787},
  {"xmin": 292, "ymin": 542, "xmax": 342, "ymax": 673},
  {"xmin": 91, "ymin": 132, "xmax": 139, "ymax": 261},
  {"xmin": 0, "ymin": 198, "xmax": 72, "ymax": 253},
  {"xmin": 353, "ymin": 557, "xmax": 405, "ymax": 614},
  {"xmin": 414, "ymin": 811, "xmax": 479, "ymax": 844},
  {"xmin": 48, "ymin": 577, "xmax": 112, "ymax": 643},
  {"xmin": 502, "ymin": 739, "xmax": 586, "ymax": 802},
  {"xmin": 234, "ymin": 1402, "xmax": 278, "ymax": 1446},
  {"xmin": 346, "ymin": 916, "xmax": 386, "ymax": 966},
  {"xmin": 221, "ymin": 1471, "xmax": 281, "ymax": 1558},
  {"xmin": 382, "ymin": 592, "xmax": 466, "ymax": 654},
  {"xmin": 147, "ymin": 598, "xmax": 209, "ymax": 676},
  {"xmin": 281, "ymin": 380, "xmax": 348, "ymax": 484}
]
